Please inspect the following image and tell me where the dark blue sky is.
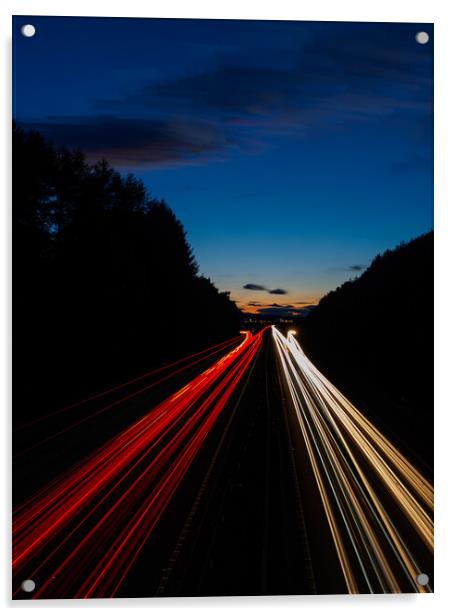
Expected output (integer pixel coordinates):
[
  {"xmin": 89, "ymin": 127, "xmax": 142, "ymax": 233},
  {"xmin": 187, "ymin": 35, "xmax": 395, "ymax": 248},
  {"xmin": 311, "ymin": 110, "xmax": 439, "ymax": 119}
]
[{"xmin": 13, "ymin": 16, "xmax": 433, "ymax": 314}]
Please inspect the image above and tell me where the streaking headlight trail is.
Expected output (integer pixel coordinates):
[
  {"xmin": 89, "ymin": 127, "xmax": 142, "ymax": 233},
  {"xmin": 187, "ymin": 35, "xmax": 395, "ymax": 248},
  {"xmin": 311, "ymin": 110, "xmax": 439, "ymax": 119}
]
[{"xmin": 272, "ymin": 326, "xmax": 433, "ymax": 594}]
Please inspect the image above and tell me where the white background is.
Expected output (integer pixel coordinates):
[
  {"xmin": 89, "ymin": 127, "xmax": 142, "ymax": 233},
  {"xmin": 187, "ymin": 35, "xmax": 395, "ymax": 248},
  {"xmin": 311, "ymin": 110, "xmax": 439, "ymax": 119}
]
[{"xmin": 1, "ymin": 1, "xmax": 451, "ymax": 614}]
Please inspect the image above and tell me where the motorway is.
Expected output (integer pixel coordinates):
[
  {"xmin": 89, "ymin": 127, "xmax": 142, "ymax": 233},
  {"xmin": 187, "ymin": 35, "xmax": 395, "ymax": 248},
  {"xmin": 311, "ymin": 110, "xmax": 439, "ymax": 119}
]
[{"xmin": 12, "ymin": 327, "xmax": 433, "ymax": 598}]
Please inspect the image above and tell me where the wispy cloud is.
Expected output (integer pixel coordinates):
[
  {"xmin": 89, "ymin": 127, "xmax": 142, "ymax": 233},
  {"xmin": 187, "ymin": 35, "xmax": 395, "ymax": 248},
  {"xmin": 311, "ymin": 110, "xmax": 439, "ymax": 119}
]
[
  {"xmin": 349, "ymin": 265, "xmax": 365, "ymax": 272},
  {"xmin": 269, "ymin": 288, "xmax": 288, "ymax": 295},
  {"xmin": 243, "ymin": 283, "xmax": 288, "ymax": 295},
  {"xmin": 243, "ymin": 283, "xmax": 267, "ymax": 291},
  {"xmin": 19, "ymin": 116, "xmax": 230, "ymax": 168},
  {"xmin": 326, "ymin": 264, "xmax": 367, "ymax": 274},
  {"xmin": 21, "ymin": 23, "xmax": 432, "ymax": 170},
  {"xmin": 98, "ymin": 25, "xmax": 431, "ymax": 134}
]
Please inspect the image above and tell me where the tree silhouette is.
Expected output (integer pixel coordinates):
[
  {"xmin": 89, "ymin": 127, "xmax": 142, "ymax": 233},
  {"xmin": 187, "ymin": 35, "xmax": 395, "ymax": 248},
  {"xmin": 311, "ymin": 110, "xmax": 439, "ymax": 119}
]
[
  {"xmin": 301, "ymin": 231, "xmax": 433, "ymax": 469},
  {"xmin": 13, "ymin": 124, "xmax": 242, "ymax": 421}
]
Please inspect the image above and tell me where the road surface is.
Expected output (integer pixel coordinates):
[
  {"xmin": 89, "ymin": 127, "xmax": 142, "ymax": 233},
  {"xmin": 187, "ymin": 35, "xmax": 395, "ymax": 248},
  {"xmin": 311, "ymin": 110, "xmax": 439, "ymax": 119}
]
[{"xmin": 12, "ymin": 326, "xmax": 433, "ymax": 598}]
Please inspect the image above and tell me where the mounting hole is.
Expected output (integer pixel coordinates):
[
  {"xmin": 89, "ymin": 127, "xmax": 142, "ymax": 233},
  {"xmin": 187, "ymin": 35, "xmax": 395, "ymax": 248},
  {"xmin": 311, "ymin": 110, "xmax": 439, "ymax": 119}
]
[
  {"xmin": 21, "ymin": 579, "xmax": 36, "ymax": 593},
  {"xmin": 21, "ymin": 24, "xmax": 36, "ymax": 38},
  {"xmin": 415, "ymin": 31, "xmax": 429, "ymax": 45},
  {"xmin": 416, "ymin": 572, "xmax": 429, "ymax": 586}
]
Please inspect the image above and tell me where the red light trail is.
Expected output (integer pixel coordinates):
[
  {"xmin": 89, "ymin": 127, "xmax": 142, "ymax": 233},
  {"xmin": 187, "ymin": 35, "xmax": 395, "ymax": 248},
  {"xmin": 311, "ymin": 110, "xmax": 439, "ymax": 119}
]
[
  {"xmin": 13, "ymin": 329, "xmax": 266, "ymax": 598},
  {"xmin": 14, "ymin": 334, "xmax": 243, "ymax": 457}
]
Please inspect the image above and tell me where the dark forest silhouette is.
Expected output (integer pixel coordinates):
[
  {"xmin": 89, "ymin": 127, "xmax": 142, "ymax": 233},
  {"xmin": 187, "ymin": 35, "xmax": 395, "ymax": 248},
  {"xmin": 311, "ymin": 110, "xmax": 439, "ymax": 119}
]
[
  {"xmin": 14, "ymin": 124, "xmax": 241, "ymax": 420},
  {"xmin": 301, "ymin": 231, "xmax": 433, "ymax": 470}
]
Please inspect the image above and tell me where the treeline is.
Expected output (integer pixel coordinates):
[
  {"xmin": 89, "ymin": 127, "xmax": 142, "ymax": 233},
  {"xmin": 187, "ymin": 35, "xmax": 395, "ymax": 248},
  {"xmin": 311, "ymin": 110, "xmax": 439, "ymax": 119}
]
[
  {"xmin": 14, "ymin": 124, "xmax": 241, "ymax": 419},
  {"xmin": 301, "ymin": 231, "xmax": 433, "ymax": 470}
]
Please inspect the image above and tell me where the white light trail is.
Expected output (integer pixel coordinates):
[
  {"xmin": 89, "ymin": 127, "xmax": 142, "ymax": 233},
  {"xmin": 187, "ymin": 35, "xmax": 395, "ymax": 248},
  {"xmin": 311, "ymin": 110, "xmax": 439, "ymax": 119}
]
[{"xmin": 272, "ymin": 326, "xmax": 433, "ymax": 594}]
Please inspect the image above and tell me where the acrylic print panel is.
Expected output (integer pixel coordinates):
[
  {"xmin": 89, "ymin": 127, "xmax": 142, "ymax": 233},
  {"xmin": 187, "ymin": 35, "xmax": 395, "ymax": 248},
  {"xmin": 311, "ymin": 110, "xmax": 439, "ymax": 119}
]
[{"xmin": 12, "ymin": 16, "xmax": 433, "ymax": 599}]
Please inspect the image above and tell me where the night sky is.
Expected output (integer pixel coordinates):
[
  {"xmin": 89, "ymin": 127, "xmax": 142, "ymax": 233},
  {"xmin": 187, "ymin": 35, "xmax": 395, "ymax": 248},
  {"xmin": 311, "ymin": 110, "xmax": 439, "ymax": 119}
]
[{"xmin": 13, "ymin": 17, "xmax": 433, "ymax": 315}]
